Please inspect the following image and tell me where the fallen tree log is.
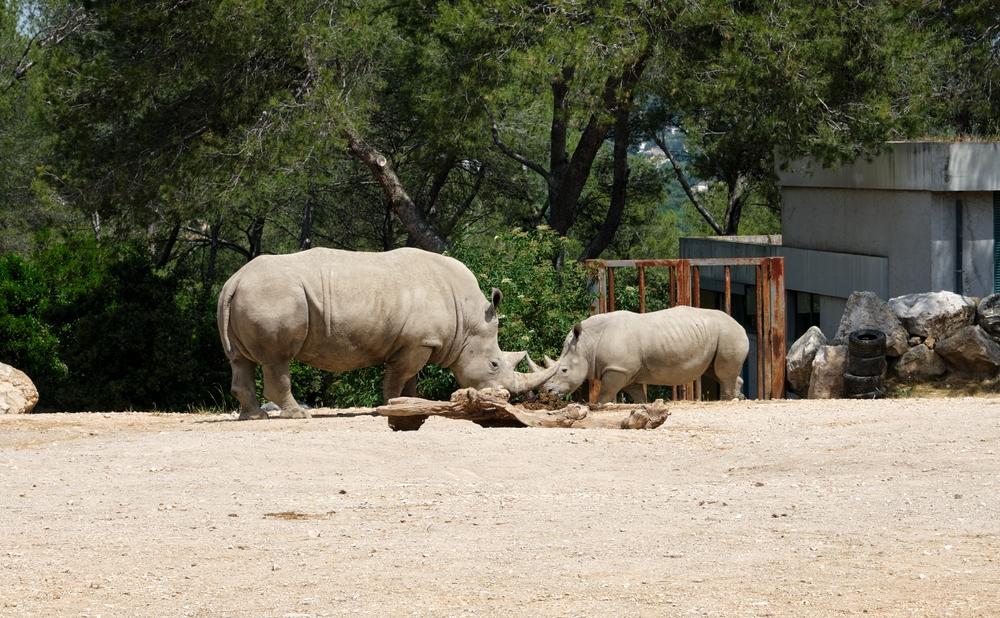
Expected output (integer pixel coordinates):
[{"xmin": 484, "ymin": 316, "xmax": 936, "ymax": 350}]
[{"xmin": 376, "ymin": 388, "xmax": 670, "ymax": 429}]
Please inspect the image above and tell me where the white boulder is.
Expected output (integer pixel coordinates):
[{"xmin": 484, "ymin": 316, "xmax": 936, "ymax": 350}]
[
  {"xmin": 935, "ymin": 325, "xmax": 1000, "ymax": 376},
  {"xmin": 888, "ymin": 291, "xmax": 976, "ymax": 339},
  {"xmin": 892, "ymin": 345, "xmax": 948, "ymax": 382},
  {"xmin": 833, "ymin": 291, "xmax": 909, "ymax": 357},
  {"xmin": 807, "ymin": 345, "xmax": 847, "ymax": 399},
  {"xmin": 786, "ymin": 326, "xmax": 826, "ymax": 396},
  {"xmin": 0, "ymin": 362, "xmax": 39, "ymax": 414}
]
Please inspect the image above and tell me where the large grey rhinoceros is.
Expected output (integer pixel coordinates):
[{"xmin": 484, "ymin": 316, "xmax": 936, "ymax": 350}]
[
  {"xmin": 217, "ymin": 247, "xmax": 556, "ymax": 428},
  {"xmin": 539, "ymin": 306, "xmax": 749, "ymax": 403}
]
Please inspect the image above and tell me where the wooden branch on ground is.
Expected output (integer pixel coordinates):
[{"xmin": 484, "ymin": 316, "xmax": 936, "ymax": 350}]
[{"xmin": 376, "ymin": 388, "xmax": 670, "ymax": 430}]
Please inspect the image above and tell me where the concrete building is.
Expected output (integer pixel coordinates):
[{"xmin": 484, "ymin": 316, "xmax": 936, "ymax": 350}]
[{"xmin": 681, "ymin": 141, "xmax": 1000, "ymax": 346}]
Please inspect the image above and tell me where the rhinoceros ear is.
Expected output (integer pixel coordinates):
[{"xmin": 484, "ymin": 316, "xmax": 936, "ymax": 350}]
[
  {"xmin": 485, "ymin": 288, "xmax": 503, "ymax": 322},
  {"xmin": 572, "ymin": 322, "xmax": 583, "ymax": 340}
]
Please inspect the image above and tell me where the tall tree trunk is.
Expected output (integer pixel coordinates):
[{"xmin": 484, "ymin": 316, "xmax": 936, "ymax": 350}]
[
  {"xmin": 382, "ymin": 201, "xmax": 394, "ymax": 251},
  {"xmin": 722, "ymin": 175, "xmax": 750, "ymax": 235},
  {"xmin": 247, "ymin": 217, "xmax": 265, "ymax": 259},
  {"xmin": 298, "ymin": 191, "xmax": 313, "ymax": 250},
  {"xmin": 207, "ymin": 219, "xmax": 221, "ymax": 282},
  {"xmin": 490, "ymin": 45, "xmax": 651, "ymax": 241},
  {"xmin": 345, "ymin": 128, "xmax": 448, "ymax": 253},
  {"xmin": 546, "ymin": 110, "xmax": 608, "ymax": 236},
  {"xmin": 580, "ymin": 108, "xmax": 630, "ymax": 260},
  {"xmin": 156, "ymin": 221, "xmax": 181, "ymax": 268},
  {"xmin": 549, "ymin": 47, "xmax": 651, "ymax": 237}
]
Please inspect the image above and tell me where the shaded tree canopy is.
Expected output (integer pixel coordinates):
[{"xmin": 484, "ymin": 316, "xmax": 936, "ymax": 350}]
[{"xmin": 0, "ymin": 0, "xmax": 995, "ymax": 268}]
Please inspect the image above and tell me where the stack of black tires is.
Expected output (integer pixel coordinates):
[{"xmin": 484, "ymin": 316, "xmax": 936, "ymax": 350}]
[{"xmin": 845, "ymin": 329, "xmax": 887, "ymax": 399}]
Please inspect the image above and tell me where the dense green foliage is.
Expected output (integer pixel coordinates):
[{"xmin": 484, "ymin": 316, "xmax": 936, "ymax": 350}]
[
  {"xmin": 0, "ymin": 235, "xmax": 228, "ymax": 410},
  {"xmin": 0, "ymin": 0, "xmax": 996, "ymax": 410}
]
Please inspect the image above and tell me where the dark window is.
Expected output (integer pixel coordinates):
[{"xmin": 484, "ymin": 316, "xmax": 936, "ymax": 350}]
[
  {"xmin": 732, "ymin": 287, "xmax": 752, "ymax": 331},
  {"xmin": 793, "ymin": 292, "xmax": 821, "ymax": 340}
]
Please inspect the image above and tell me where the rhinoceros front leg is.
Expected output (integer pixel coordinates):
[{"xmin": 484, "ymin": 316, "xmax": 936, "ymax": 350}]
[
  {"xmin": 597, "ymin": 369, "xmax": 631, "ymax": 404},
  {"xmin": 231, "ymin": 357, "xmax": 267, "ymax": 420},
  {"xmin": 262, "ymin": 361, "xmax": 310, "ymax": 419},
  {"xmin": 384, "ymin": 347, "xmax": 432, "ymax": 432}
]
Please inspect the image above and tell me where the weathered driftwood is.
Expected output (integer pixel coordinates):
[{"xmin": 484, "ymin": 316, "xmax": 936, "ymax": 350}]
[{"xmin": 376, "ymin": 388, "xmax": 670, "ymax": 429}]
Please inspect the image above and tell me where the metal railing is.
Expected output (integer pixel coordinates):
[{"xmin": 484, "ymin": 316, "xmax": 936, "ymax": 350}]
[{"xmin": 585, "ymin": 257, "xmax": 786, "ymax": 401}]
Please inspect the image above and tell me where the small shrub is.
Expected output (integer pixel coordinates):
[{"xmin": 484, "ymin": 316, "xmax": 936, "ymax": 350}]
[
  {"xmin": 0, "ymin": 234, "xmax": 229, "ymax": 410},
  {"xmin": 0, "ymin": 254, "xmax": 67, "ymax": 387},
  {"xmin": 451, "ymin": 226, "xmax": 594, "ymax": 363}
]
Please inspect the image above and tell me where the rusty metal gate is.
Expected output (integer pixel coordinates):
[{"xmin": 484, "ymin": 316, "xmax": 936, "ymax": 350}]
[{"xmin": 585, "ymin": 257, "xmax": 786, "ymax": 401}]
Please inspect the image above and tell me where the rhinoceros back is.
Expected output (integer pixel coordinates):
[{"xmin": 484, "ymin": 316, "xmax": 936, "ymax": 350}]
[
  {"xmin": 218, "ymin": 248, "xmax": 481, "ymax": 372},
  {"xmin": 589, "ymin": 306, "xmax": 747, "ymax": 385}
]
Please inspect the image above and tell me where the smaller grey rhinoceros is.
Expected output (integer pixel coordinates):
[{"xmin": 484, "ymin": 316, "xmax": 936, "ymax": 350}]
[
  {"xmin": 218, "ymin": 247, "xmax": 556, "ymax": 427},
  {"xmin": 539, "ymin": 306, "xmax": 750, "ymax": 403}
]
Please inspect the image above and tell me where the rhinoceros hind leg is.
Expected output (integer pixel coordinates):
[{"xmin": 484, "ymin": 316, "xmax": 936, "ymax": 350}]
[
  {"xmin": 717, "ymin": 370, "xmax": 744, "ymax": 400},
  {"xmin": 262, "ymin": 362, "xmax": 310, "ymax": 419},
  {"xmin": 714, "ymin": 334, "xmax": 749, "ymax": 400},
  {"xmin": 230, "ymin": 357, "xmax": 266, "ymax": 420}
]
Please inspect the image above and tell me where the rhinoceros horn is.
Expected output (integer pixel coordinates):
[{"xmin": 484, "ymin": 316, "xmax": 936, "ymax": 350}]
[
  {"xmin": 503, "ymin": 350, "xmax": 527, "ymax": 369},
  {"xmin": 505, "ymin": 355, "xmax": 559, "ymax": 393},
  {"xmin": 543, "ymin": 355, "xmax": 557, "ymax": 369},
  {"xmin": 524, "ymin": 353, "xmax": 544, "ymax": 372}
]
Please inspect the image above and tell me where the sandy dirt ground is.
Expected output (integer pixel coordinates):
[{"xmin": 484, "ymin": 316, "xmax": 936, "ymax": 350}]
[{"xmin": 2, "ymin": 397, "xmax": 999, "ymax": 617}]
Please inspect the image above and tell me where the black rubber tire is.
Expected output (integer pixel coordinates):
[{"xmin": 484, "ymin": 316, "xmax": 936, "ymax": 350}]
[
  {"xmin": 847, "ymin": 388, "xmax": 886, "ymax": 400},
  {"xmin": 844, "ymin": 373, "xmax": 883, "ymax": 396},
  {"xmin": 847, "ymin": 354, "xmax": 886, "ymax": 377},
  {"xmin": 848, "ymin": 329, "xmax": 887, "ymax": 358}
]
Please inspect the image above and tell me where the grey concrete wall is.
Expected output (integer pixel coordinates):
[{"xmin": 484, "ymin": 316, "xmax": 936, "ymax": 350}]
[
  {"xmin": 681, "ymin": 237, "xmax": 889, "ymax": 299},
  {"xmin": 780, "ymin": 246, "xmax": 888, "ymax": 300},
  {"xmin": 781, "ymin": 187, "xmax": 932, "ymax": 296},
  {"xmin": 679, "ymin": 237, "xmax": 769, "ymax": 285},
  {"xmin": 779, "ymin": 142, "xmax": 1000, "ymax": 192},
  {"xmin": 929, "ymin": 192, "xmax": 994, "ymax": 297}
]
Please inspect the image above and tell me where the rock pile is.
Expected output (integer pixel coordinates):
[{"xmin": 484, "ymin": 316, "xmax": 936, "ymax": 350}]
[{"xmin": 787, "ymin": 290, "xmax": 1000, "ymax": 398}]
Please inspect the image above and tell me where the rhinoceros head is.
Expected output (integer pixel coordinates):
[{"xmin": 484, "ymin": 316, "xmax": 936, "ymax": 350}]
[
  {"xmin": 449, "ymin": 288, "xmax": 558, "ymax": 393},
  {"xmin": 540, "ymin": 322, "xmax": 589, "ymax": 396}
]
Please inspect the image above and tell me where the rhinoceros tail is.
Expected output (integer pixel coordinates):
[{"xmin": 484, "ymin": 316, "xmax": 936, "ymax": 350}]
[{"xmin": 217, "ymin": 276, "xmax": 238, "ymax": 359}]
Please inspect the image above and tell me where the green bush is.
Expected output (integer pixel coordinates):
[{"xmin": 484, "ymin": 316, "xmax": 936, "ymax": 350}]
[
  {"xmin": 0, "ymin": 254, "xmax": 67, "ymax": 387},
  {"xmin": 451, "ymin": 226, "xmax": 594, "ymax": 363},
  {"xmin": 0, "ymin": 235, "xmax": 229, "ymax": 410}
]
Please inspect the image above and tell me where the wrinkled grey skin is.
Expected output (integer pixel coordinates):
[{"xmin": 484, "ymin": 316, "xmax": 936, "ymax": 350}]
[
  {"xmin": 541, "ymin": 306, "xmax": 749, "ymax": 403},
  {"xmin": 218, "ymin": 247, "xmax": 556, "ymax": 427}
]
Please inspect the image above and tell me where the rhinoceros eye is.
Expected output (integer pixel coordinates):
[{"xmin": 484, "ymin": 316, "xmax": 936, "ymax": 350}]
[
  {"xmin": 489, "ymin": 360, "xmax": 499, "ymax": 370},
  {"xmin": 561, "ymin": 367, "xmax": 568, "ymax": 373}
]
